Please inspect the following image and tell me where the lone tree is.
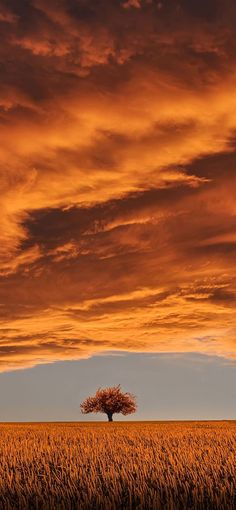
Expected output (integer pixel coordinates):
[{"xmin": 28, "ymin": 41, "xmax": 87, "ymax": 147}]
[{"xmin": 80, "ymin": 385, "xmax": 137, "ymax": 422}]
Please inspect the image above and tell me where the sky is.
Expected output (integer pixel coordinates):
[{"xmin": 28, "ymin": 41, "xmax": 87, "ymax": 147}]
[
  {"xmin": 1, "ymin": 353, "xmax": 236, "ymax": 421},
  {"xmin": 0, "ymin": 0, "xmax": 236, "ymax": 419}
]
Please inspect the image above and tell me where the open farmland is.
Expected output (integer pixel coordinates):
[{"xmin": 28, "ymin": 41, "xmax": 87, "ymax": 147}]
[{"xmin": 0, "ymin": 421, "xmax": 236, "ymax": 509}]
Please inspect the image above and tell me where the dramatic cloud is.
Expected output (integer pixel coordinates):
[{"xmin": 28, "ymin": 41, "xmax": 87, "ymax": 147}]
[{"xmin": 0, "ymin": 0, "xmax": 236, "ymax": 370}]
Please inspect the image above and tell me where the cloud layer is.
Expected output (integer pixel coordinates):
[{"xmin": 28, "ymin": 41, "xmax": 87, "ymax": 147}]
[{"xmin": 0, "ymin": 0, "xmax": 236, "ymax": 369}]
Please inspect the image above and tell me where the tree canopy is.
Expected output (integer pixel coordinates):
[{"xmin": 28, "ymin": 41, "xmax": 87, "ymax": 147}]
[{"xmin": 80, "ymin": 385, "xmax": 137, "ymax": 421}]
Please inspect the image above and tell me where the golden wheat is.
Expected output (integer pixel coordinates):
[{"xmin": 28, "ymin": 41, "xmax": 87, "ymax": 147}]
[{"xmin": 0, "ymin": 421, "xmax": 235, "ymax": 509}]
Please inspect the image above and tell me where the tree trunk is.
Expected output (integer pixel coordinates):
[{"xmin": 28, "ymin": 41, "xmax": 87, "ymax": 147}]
[{"xmin": 107, "ymin": 412, "xmax": 113, "ymax": 422}]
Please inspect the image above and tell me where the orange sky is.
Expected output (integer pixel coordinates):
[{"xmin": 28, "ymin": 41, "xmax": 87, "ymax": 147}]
[{"xmin": 0, "ymin": 0, "xmax": 236, "ymax": 370}]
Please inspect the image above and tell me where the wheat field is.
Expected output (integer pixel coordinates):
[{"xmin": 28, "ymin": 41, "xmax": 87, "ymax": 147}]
[{"xmin": 0, "ymin": 421, "xmax": 236, "ymax": 509}]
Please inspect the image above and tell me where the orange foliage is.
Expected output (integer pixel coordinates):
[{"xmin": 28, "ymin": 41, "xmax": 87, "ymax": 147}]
[{"xmin": 80, "ymin": 385, "xmax": 137, "ymax": 421}]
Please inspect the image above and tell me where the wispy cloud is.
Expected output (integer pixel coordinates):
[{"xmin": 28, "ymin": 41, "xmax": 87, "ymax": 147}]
[{"xmin": 0, "ymin": 0, "xmax": 236, "ymax": 369}]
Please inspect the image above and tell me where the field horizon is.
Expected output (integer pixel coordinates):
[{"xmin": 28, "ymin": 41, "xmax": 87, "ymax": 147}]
[{"xmin": 1, "ymin": 419, "xmax": 236, "ymax": 424}]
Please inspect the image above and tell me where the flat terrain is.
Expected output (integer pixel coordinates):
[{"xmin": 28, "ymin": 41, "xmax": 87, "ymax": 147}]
[{"xmin": 0, "ymin": 421, "xmax": 236, "ymax": 509}]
